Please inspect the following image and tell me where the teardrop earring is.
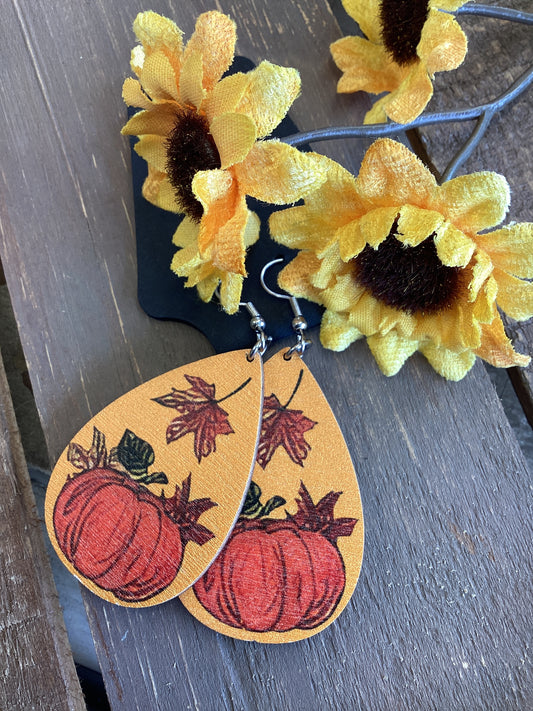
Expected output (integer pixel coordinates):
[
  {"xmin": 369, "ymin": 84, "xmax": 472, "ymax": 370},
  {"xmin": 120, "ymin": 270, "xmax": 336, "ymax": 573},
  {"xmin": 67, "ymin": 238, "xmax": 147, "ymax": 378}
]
[
  {"xmin": 44, "ymin": 304, "xmax": 268, "ymax": 608},
  {"xmin": 181, "ymin": 259, "xmax": 364, "ymax": 642}
]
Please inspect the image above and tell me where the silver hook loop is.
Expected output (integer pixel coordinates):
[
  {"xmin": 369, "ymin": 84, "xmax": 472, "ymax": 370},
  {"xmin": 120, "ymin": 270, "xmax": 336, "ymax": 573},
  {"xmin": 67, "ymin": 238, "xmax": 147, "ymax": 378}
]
[
  {"xmin": 260, "ymin": 258, "xmax": 312, "ymax": 358},
  {"xmin": 240, "ymin": 300, "xmax": 271, "ymax": 361}
]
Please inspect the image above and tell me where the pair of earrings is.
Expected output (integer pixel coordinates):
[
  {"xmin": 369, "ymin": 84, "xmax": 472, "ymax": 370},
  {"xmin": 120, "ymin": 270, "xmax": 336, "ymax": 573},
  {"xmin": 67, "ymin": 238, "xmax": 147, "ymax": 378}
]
[{"xmin": 45, "ymin": 261, "xmax": 364, "ymax": 643}]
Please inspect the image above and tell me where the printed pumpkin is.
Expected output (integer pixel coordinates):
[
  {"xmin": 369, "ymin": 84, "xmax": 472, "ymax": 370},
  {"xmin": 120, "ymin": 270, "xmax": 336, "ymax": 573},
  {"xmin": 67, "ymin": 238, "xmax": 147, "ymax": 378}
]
[
  {"xmin": 53, "ymin": 429, "xmax": 216, "ymax": 603},
  {"xmin": 193, "ymin": 482, "xmax": 357, "ymax": 632}
]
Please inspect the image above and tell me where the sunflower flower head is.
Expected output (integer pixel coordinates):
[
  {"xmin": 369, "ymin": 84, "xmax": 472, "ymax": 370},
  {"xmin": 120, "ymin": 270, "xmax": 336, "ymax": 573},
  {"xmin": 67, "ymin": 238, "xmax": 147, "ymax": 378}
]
[
  {"xmin": 122, "ymin": 11, "xmax": 327, "ymax": 313},
  {"xmin": 330, "ymin": 0, "xmax": 468, "ymax": 124},
  {"xmin": 271, "ymin": 139, "xmax": 533, "ymax": 381}
]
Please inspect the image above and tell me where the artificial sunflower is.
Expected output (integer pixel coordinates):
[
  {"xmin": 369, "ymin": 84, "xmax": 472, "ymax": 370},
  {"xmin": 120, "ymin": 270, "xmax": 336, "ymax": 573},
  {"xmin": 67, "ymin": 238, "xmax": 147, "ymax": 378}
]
[
  {"xmin": 122, "ymin": 11, "xmax": 326, "ymax": 313},
  {"xmin": 271, "ymin": 138, "xmax": 533, "ymax": 381},
  {"xmin": 330, "ymin": 0, "xmax": 468, "ymax": 124}
]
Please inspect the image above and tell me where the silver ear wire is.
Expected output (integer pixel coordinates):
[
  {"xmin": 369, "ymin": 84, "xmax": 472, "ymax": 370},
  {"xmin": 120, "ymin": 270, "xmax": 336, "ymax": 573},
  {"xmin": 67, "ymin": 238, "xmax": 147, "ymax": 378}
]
[
  {"xmin": 240, "ymin": 300, "xmax": 271, "ymax": 361},
  {"xmin": 260, "ymin": 258, "xmax": 312, "ymax": 359},
  {"xmin": 214, "ymin": 287, "xmax": 271, "ymax": 360}
]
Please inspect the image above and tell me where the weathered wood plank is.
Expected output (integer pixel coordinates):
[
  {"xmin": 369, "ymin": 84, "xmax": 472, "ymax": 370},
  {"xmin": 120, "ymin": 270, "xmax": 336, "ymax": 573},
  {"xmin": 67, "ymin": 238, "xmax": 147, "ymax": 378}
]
[
  {"xmin": 413, "ymin": 0, "xmax": 533, "ymax": 421},
  {"xmin": 0, "ymin": 347, "xmax": 85, "ymax": 710},
  {"xmin": 0, "ymin": 0, "xmax": 531, "ymax": 709}
]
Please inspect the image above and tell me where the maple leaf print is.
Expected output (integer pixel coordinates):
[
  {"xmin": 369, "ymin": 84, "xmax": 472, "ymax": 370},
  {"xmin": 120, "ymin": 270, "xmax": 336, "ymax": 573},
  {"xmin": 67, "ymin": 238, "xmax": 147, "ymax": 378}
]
[
  {"xmin": 153, "ymin": 374, "xmax": 250, "ymax": 462},
  {"xmin": 257, "ymin": 369, "xmax": 316, "ymax": 469}
]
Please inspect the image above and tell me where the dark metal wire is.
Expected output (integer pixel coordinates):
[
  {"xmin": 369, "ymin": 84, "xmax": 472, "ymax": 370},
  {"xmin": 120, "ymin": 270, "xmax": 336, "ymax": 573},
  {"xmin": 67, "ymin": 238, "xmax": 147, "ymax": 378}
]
[{"xmin": 281, "ymin": 4, "xmax": 532, "ymax": 182}]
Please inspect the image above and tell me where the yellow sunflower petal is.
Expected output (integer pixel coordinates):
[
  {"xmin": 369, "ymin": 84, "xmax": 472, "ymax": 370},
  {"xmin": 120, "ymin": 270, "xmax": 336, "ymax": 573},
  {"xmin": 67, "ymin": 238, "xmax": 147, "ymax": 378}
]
[
  {"xmin": 134, "ymin": 135, "xmax": 167, "ymax": 173},
  {"xmin": 243, "ymin": 210, "xmax": 261, "ymax": 248},
  {"xmin": 139, "ymin": 51, "xmax": 179, "ymax": 102},
  {"xmin": 472, "ymin": 275, "xmax": 498, "ymax": 323},
  {"xmin": 356, "ymin": 139, "xmax": 436, "ymax": 207},
  {"xmin": 204, "ymin": 72, "xmax": 250, "ymax": 122},
  {"xmin": 131, "ymin": 46, "xmax": 145, "ymax": 76},
  {"xmin": 468, "ymin": 249, "xmax": 494, "ymax": 302},
  {"xmin": 367, "ymin": 331, "xmax": 419, "ymax": 376},
  {"xmin": 310, "ymin": 244, "xmax": 345, "ymax": 289},
  {"xmin": 420, "ymin": 344, "xmax": 476, "ymax": 380},
  {"xmin": 172, "ymin": 217, "xmax": 198, "ymax": 248},
  {"xmin": 476, "ymin": 223, "xmax": 533, "ymax": 278},
  {"xmin": 418, "ymin": 9, "xmax": 467, "ymax": 75},
  {"xmin": 179, "ymin": 48, "xmax": 205, "ymax": 109},
  {"xmin": 331, "ymin": 37, "xmax": 401, "ymax": 94},
  {"xmin": 476, "ymin": 314, "xmax": 530, "ymax": 368},
  {"xmin": 339, "ymin": 205, "xmax": 399, "ymax": 260},
  {"xmin": 364, "ymin": 95, "xmax": 390, "ymax": 125},
  {"xmin": 493, "ymin": 268, "xmax": 533, "ymax": 321},
  {"xmin": 396, "ymin": 205, "xmax": 445, "ymax": 247},
  {"xmin": 340, "ymin": 0, "xmax": 382, "ymax": 44},
  {"xmin": 121, "ymin": 103, "xmax": 178, "ymax": 137},
  {"xmin": 435, "ymin": 172, "xmax": 510, "ymax": 234},
  {"xmin": 384, "ymin": 62, "xmax": 434, "ymax": 124},
  {"xmin": 196, "ymin": 273, "xmax": 220, "ymax": 303},
  {"xmin": 219, "ymin": 273, "xmax": 244, "ymax": 314},
  {"xmin": 133, "ymin": 11, "xmax": 184, "ymax": 56},
  {"xmin": 236, "ymin": 141, "xmax": 328, "ymax": 204},
  {"xmin": 278, "ymin": 253, "xmax": 324, "ymax": 304},
  {"xmin": 143, "ymin": 167, "xmax": 179, "ymax": 213},
  {"xmin": 183, "ymin": 11, "xmax": 236, "ymax": 93},
  {"xmin": 122, "ymin": 78, "xmax": 152, "ymax": 109},
  {"xmin": 209, "ymin": 113, "xmax": 257, "ymax": 169},
  {"xmin": 322, "ymin": 273, "xmax": 364, "ymax": 312},
  {"xmin": 234, "ymin": 61, "xmax": 300, "ymax": 139},
  {"xmin": 431, "ymin": 1, "xmax": 467, "ymax": 11},
  {"xmin": 320, "ymin": 310, "xmax": 362, "ymax": 351},
  {"xmin": 433, "ymin": 222, "xmax": 475, "ymax": 267},
  {"xmin": 271, "ymin": 205, "xmax": 336, "ymax": 254}
]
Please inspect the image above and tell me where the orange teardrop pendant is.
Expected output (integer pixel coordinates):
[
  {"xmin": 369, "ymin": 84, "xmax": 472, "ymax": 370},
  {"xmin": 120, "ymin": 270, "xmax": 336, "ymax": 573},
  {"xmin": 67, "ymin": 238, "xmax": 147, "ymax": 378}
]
[
  {"xmin": 180, "ymin": 349, "xmax": 364, "ymax": 642},
  {"xmin": 45, "ymin": 349, "xmax": 263, "ymax": 608}
]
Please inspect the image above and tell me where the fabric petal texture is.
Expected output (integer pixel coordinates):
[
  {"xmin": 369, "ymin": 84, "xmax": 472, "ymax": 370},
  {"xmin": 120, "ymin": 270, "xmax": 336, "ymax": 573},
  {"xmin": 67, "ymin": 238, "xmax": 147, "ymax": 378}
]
[
  {"xmin": 271, "ymin": 138, "xmax": 532, "ymax": 380},
  {"xmin": 123, "ymin": 10, "xmax": 321, "ymax": 313},
  {"xmin": 331, "ymin": 0, "xmax": 469, "ymax": 123}
]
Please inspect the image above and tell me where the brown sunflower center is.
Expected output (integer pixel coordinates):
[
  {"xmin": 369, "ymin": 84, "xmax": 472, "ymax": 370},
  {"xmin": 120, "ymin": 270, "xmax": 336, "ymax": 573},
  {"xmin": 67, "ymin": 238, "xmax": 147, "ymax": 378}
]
[
  {"xmin": 165, "ymin": 107, "xmax": 221, "ymax": 222},
  {"xmin": 353, "ymin": 221, "xmax": 460, "ymax": 314},
  {"xmin": 379, "ymin": 0, "xmax": 430, "ymax": 66}
]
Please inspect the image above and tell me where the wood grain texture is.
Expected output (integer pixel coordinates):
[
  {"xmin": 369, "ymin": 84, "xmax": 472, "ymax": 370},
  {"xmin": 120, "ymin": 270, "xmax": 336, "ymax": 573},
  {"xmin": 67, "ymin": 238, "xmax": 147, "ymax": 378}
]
[
  {"xmin": 0, "ymin": 349, "xmax": 85, "ymax": 710},
  {"xmin": 413, "ymin": 0, "xmax": 533, "ymax": 422},
  {"xmin": 0, "ymin": 0, "xmax": 531, "ymax": 708}
]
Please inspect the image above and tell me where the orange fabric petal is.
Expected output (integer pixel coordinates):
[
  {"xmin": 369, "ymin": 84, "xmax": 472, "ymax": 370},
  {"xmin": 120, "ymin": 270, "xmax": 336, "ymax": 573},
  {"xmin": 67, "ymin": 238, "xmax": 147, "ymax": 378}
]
[
  {"xmin": 236, "ymin": 141, "xmax": 327, "ymax": 204},
  {"xmin": 183, "ymin": 11, "xmax": 236, "ymax": 93},
  {"xmin": 356, "ymin": 139, "xmax": 436, "ymax": 207},
  {"xmin": 234, "ymin": 61, "xmax": 300, "ymax": 139},
  {"xmin": 476, "ymin": 314, "xmax": 530, "ymax": 368},
  {"xmin": 340, "ymin": 0, "xmax": 382, "ymax": 43},
  {"xmin": 133, "ymin": 11, "xmax": 184, "ymax": 56},
  {"xmin": 493, "ymin": 268, "xmax": 533, "ymax": 321},
  {"xmin": 209, "ymin": 113, "xmax": 256, "ymax": 169},
  {"xmin": 434, "ymin": 172, "xmax": 510, "ymax": 235},
  {"xmin": 134, "ymin": 135, "xmax": 168, "ymax": 173},
  {"xmin": 122, "ymin": 78, "xmax": 152, "ymax": 109},
  {"xmin": 142, "ymin": 167, "xmax": 179, "ymax": 213},
  {"xmin": 139, "ymin": 51, "xmax": 179, "ymax": 102},
  {"xmin": 278, "ymin": 253, "xmax": 324, "ymax": 304},
  {"xmin": 476, "ymin": 223, "xmax": 533, "ymax": 279},
  {"xmin": 121, "ymin": 103, "xmax": 178, "ymax": 137},
  {"xmin": 418, "ymin": 9, "xmax": 467, "ymax": 75},
  {"xmin": 204, "ymin": 72, "xmax": 250, "ymax": 123},
  {"xmin": 331, "ymin": 37, "xmax": 401, "ymax": 94},
  {"xmin": 383, "ymin": 62, "xmax": 434, "ymax": 124}
]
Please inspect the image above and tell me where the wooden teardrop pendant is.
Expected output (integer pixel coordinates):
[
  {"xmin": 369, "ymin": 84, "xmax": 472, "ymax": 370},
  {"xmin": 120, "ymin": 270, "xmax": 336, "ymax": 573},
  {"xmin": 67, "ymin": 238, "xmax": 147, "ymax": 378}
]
[
  {"xmin": 180, "ymin": 348, "xmax": 364, "ymax": 642},
  {"xmin": 45, "ymin": 349, "xmax": 263, "ymax": 608}
]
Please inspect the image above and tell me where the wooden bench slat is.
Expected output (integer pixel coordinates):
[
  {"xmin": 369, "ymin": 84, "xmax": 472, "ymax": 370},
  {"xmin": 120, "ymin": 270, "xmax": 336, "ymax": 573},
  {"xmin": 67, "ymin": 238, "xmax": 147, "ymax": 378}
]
[{"xmin": 0, "ymin": 0, "xmax": 531, "ymax": 708}]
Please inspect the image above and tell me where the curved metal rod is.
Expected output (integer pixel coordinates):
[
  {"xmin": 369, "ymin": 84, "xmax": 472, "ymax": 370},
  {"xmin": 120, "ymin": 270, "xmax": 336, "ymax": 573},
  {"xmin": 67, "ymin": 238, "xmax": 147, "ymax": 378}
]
[
  {"xmin": 281, "ymin": 64, "xmax": 533, "ymax": 180},
  {"xmin": 457, "ymin": 4, "xmax": 533, "ymax": 24}
]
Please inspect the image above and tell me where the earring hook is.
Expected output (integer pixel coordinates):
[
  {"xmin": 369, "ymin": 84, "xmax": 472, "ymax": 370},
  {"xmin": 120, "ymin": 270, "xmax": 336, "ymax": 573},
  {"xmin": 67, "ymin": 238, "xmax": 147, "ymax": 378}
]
[{"xmin": 260, "ymin": 258, "xmax": 312, "ymax": 358}]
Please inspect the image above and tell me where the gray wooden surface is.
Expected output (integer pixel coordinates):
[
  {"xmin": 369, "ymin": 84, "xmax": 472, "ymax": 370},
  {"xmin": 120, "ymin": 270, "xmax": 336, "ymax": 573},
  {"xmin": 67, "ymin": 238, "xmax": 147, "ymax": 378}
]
[
  {"xmin": 0, "ymin": 347, "xmax": 85, "ymax": 711},
  {"xmin": 0, "ymin": 0, "xmax": 531, "ymax": 709}
]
